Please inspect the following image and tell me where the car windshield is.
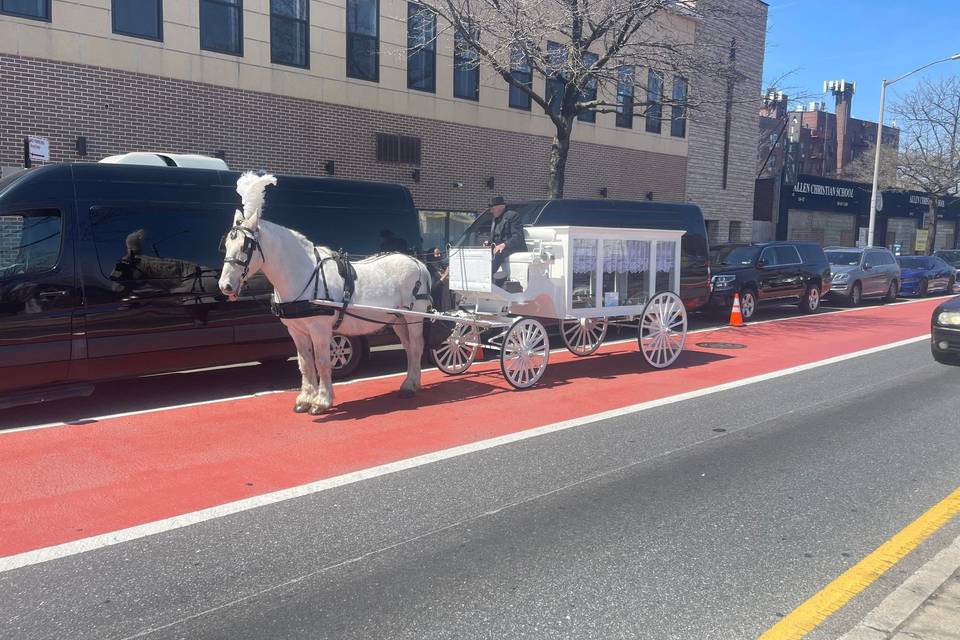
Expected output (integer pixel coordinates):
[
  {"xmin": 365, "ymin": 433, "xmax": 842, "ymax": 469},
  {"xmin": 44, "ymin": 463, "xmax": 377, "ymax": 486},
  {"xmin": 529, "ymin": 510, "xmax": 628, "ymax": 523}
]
[
  {"xmin": 935, "ymin": 250, "xmax": 960, "ymax": 267},
  {"xmin": 898, "ymin": 256, "xmax": 930, "ymax": 269},
  {"xmin": 826, "ymin": 250, "xmax": 862, "ymax": 266},
  {"xmin": 711, "ymin": 245, "xmax": 759, "ymax": 266}
]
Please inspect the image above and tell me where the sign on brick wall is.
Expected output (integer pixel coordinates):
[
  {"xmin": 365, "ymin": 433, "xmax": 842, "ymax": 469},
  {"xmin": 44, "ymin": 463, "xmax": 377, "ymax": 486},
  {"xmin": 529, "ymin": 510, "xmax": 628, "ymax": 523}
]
[{"xmin": 28, "ymin": 136, "xmax": 50, "ymax": 163}]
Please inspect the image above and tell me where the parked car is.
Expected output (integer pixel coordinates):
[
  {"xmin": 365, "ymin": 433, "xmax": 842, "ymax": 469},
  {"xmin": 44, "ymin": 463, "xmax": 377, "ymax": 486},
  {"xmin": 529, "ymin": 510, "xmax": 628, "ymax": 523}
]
[
  {"xmin": 455, "ymin": 199, "xmax": 712, "ymax": 311},
  {"xmin": 933, "ymin": 249, "xmax": 960, "ymax": 288},
  {"xmin": 0, "ymin": 162, "xmax": 423, "ymax": 409},
  {"xmin": 931, "ymin": 295, "xmax": 960, "ymax": 365},
  {"xmin": 824, "ymin": 247, "xmax": 900, "ymax": 305},
  {"xmin": 895, "ymin": 255, "xmax": 956, "ymax": 297},
  {"xmin": 708, "ymin": 241, "xmax": 831, "ymax": 320}
]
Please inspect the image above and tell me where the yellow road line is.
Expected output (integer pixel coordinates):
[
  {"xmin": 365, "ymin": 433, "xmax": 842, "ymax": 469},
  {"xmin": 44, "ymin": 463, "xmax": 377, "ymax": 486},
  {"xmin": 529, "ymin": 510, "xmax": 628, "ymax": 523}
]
[{"xmin": 759, "ymin": 485, "xmax": 960, "ymax": 639}]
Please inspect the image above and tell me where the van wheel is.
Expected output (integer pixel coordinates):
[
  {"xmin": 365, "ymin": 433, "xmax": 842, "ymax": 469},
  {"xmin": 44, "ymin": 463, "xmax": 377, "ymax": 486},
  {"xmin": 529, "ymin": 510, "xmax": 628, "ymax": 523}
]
[
  {"xmin": 800, "ymin": 284, "xmax": 821, "ymax": 314},
  {"xmin": 849, "ymin": 282, "xmax": 862, "ymax": 306},
  {"xmin": 884, "ymin": 280, "xmax": 898, "ymax": 303},
  {"xmin": 331, "ymin": 335, "xmax": 367, "ymax": 380}
]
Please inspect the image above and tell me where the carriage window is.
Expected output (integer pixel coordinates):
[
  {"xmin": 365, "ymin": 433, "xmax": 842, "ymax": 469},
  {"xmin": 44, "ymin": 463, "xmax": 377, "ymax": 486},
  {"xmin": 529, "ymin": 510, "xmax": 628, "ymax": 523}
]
[
  {"xmin": 89, "ymin": 206, "xmax": 226, "ymax": 297},
  {"xmin": 0, "ymin": 210, "xmax": 61, "ymax": 279},
  {"xmin": 572, "ymin": 238, "xmax": 597, "ymax": 309},
  {"xmin": 655, "ymin": 241, "xmax": 677, "ymax": 293},
  {"xmin": 603, "ymin": 239, "xmax": 649, "ymax": 307}
]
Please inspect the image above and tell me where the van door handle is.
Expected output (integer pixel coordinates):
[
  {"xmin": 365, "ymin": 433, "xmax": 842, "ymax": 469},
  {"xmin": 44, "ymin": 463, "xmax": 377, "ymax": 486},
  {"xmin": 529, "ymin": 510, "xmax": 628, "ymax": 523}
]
[{"xmin": 39, "ymin": 290, "xmax": 69, "ymax": 299}]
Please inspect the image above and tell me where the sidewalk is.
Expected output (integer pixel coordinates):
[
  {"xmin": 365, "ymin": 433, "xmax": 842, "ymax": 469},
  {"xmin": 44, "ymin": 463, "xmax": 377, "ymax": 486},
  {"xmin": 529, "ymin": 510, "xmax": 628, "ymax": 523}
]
[{"xmin": 839, "ymin": 536, "xmax": 960, "ymax": 640}]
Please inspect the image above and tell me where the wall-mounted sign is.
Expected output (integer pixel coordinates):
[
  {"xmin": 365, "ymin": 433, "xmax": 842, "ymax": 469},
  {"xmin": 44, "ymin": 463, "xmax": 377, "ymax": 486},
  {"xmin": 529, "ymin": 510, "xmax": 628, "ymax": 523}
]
[
  {"xmin": 793, "ymin": 181, "xmax": 856, "ymax": 199},
  {"xmin": 28, "ymin": 136, "xmax": 50, "ymax": 163}
]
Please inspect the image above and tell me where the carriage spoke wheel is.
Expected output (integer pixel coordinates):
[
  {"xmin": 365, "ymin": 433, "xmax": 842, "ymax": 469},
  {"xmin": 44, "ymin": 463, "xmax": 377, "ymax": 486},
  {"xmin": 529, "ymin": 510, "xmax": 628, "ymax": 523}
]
[
  {"xmin": 500, "ymin": 318, "xmax": 550, "ymax": 389},
  {"xmin": 638, "ymin": 292, "xmax": 687, "ymax": 369},
  {"xmin": 561, "ymin": 317, "xmax": 608, "ymax": 356},
  {"xmin": 431, "ymin": 322, "xmax": 479, "ymax": 375}
]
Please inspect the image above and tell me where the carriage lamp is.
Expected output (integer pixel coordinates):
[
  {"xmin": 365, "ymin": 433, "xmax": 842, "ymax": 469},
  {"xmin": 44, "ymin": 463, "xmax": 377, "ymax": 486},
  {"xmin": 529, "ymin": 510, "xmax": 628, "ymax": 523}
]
[{"xmin": 937, "ymin": 311, "xmax": 960, "ymax": 326}]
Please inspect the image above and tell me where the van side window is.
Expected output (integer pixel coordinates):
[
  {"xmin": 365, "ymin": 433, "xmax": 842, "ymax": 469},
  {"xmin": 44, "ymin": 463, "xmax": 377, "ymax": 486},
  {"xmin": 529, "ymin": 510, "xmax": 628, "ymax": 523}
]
[
  {"xmin": 89, "ymin": 206, "xmax": 225, "ymax": 296},
  {"xmin": 774, "ymin": 246, "xmax": 801, "ymax": 265},
  {"xmin": 0, "ymin": 209, "xmax": 62, "ymax": 279}
]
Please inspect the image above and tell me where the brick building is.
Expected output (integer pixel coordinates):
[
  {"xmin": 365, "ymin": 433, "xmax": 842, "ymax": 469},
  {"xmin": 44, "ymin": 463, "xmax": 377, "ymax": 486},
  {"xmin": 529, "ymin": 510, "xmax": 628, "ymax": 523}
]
[{"xmin": 1, "ymin": 0, "xmax": 767, "ymax": 247}]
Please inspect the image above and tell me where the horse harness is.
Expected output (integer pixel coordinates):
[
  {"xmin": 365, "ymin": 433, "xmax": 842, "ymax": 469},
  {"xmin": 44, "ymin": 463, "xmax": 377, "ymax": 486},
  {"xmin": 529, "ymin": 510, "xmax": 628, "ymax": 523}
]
[{"xmin": 222, "ymin": 224, "xmax": 266, "ymax": 284}]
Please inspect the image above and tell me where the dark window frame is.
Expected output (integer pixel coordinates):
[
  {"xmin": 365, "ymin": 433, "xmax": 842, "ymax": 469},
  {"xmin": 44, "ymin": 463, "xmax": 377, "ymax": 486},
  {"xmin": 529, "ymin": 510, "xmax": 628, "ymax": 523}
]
[
  {"xmin": 347, "ymin": 0, "xmax": 380, "ymax": 82},
  {"xmin": 645, "ymin": 69, "xmax": 663, "ymax": 134},
  {"xmin": 670, "ymin": 76, "xmax": 688, "ymax": 138},
  {"xmin": 270, "ymin": 0, "xmax": 310, "ymax": 68},
  {"xmin": 406, "ymin": 3, "xmax": 436, "ymax": 93},
  {"xmin": 453, "ymin": 26, "xmax": 480, "ymax": 101},
  {"xmin": 615, "ymin": 65, "xmax": 634, "ymax": 129},
  {"xmin": 200, "ymin": 0, "xmax": 244, "ymax": 57},
  {"xmin": 508, "ymin": 46, "xmax": 532, "ymax": 111},
  {"xmin": 577, "ymin": 51, "xmax": 599, "ymax": 123},
  {"xmin": 112, "ymin": 0, "xmax": 164, "ymax": 42},
  {"xmin": 545, "ymin": 41, "xmax": 566, "ymax": 116},
  {"xmin": 0, "ymin": 0, "xmax": 51, "ymax": 21},
  {"xmin": 376, "ymin": 133, "xmax": 421, "ymax": 166}
]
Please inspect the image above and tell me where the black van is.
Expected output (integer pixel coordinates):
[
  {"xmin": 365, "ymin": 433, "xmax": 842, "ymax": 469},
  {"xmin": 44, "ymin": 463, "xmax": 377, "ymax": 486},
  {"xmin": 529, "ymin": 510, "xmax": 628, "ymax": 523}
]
[
  {"xmin": 456, "ymin": 199, "xmax": 712, "ymax": 311},
  {"xmin": 0, "ymin": 163, "xmax": 422, "ymax": 409}
]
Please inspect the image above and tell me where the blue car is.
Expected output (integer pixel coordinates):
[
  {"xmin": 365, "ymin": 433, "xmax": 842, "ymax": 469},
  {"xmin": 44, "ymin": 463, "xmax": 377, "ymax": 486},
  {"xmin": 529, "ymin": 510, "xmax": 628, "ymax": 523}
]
[{"xmin": 896, "ymin": 255, "xmax": 956, "ymax": 297}]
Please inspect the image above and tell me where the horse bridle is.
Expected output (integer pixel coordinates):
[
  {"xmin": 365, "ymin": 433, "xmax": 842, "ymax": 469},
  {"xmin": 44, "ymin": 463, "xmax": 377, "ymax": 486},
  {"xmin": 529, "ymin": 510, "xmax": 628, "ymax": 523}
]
[{"xmin": 221, "ymin": 224, "xmax": 266, "ymax": 284}]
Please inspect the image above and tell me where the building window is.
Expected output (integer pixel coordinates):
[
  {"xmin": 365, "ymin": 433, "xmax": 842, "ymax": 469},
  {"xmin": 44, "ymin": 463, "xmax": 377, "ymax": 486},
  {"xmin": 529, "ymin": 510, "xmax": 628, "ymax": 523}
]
[
  {"xmin": 545, "ymin": 41, "xmax": 566, "ymax": 116},
  {"xmin": 705, "ymin": 219, "xmax": 720, "ymax": 244},
  {"xmin": 577, "ymin": 52, "xmax": 598, "ymax": 123},
  {"xmin": 347, "ymin": 0, "xmax": 379, "ymax": 82},
  {"xmin": 376, "ymin": 134, "xmax": 421, "ymax": 165},
  {"xmin": 509, "ymin": 46, "xmax": 532, "ymax": 110},
  {"xmin": 616, "ymin": 65, "xmax": 634, "ymax": 129},
  {"xmin": 407, "ymin": 3, "xmax": 436, "ymax": 92},
  {"xmin": 112, "ymin": 0, "xmax": 163, "ymax": 41},
  {"xmin": 201, "ymin": 0, "xmax": 243, "ymax": 56},
  {"xmin": 453, "ymin": 26, "xmax": 479, "ymax": 101},
  {"xmin": 270, "ymin": 0, "xmax": 308, "ymax": 67},
  {"xmin": 645, "ymin": 69, "xmax": 663, "ymax": 134},
  {"xmin": 728, "ymin": 221, "xmax": 742, "ymax": 242},
  {"xmin": 670, "ymin": 76, "xmax": 687, "ymax": 138},
  {"xmin": 1, "ymin": 0, "xmax": 50, "ymax": 21}
]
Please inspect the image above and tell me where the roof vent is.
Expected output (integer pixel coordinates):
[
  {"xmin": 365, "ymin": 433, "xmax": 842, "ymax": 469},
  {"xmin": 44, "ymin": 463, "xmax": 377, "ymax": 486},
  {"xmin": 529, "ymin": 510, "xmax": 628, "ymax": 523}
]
[{"xmin": 99, "ymin": 152, "xmax": 229, "ymax": 170}]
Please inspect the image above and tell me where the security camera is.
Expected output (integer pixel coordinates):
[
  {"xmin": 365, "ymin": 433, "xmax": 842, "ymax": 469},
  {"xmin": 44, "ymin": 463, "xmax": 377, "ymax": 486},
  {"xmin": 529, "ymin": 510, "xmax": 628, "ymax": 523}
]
[{"xmin": 452, "ymin": 182, "xmax": 464, "ymax": 188}]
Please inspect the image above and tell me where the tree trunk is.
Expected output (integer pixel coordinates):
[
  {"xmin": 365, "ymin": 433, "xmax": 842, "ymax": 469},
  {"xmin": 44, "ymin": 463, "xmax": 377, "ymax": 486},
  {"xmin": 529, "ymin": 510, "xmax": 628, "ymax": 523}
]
[
  {"xmin": 548, "ymin": 124, "xmax": 572, "ymax": 199},
  {"xmin": 927, "ymin": 195, "xmax": 938, "ymax": 255}
]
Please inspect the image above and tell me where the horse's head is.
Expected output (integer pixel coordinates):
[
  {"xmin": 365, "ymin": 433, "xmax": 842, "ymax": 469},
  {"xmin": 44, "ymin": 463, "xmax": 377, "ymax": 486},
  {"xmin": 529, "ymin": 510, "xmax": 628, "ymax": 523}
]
[{"xmin": 219, "ymin": 172, "xmax": 277, "ymax": 300}]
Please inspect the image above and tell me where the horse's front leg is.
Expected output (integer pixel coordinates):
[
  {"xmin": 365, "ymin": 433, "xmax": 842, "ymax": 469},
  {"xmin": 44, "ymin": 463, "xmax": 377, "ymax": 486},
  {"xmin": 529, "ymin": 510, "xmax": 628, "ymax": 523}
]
[
  {"xmin": 289, "ymin": 326, "xmax": 318, "ymax": 413},
  {"xmin": 392, "ymin": 320, "xmax": 424, "ymax": 397},
  {"xmin": 308, "ymin": 322, "xmax": 335, "ymax": 414}
]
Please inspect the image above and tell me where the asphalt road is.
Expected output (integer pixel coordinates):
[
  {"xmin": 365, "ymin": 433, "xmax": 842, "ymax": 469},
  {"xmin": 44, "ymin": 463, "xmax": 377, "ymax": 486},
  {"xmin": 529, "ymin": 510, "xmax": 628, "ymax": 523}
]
[{"xmin": 4, "ymin": 339, "xmax": 960, "ymax": 639}]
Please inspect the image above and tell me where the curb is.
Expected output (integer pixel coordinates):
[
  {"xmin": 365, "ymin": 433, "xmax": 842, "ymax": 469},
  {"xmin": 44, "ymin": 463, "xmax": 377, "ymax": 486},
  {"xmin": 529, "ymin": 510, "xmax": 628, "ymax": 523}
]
[{"xmin": 838, "ymin": 535, "xmax": 960, "ymax": 639}]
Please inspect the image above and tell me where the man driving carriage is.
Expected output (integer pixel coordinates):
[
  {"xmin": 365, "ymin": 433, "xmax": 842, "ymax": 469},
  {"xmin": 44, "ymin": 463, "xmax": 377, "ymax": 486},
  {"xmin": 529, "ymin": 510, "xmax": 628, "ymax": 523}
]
[{"xmin": 484, "ymin": 196, "xmax": 526, "ymax": 287}]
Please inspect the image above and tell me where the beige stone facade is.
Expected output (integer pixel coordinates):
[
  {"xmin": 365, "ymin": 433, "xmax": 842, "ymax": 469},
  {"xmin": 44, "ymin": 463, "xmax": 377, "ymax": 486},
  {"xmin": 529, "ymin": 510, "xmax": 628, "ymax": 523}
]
[{"xmin": 0, "ymin": 0, "xmax": 765, "ymax": 241}]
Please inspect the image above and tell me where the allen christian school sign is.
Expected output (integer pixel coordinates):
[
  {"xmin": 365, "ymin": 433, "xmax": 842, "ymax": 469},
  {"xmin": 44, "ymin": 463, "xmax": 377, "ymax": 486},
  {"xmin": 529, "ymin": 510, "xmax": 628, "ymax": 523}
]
[{"xmin": 792, "ymin": 181, "xmax": 856, "ymax": 199}]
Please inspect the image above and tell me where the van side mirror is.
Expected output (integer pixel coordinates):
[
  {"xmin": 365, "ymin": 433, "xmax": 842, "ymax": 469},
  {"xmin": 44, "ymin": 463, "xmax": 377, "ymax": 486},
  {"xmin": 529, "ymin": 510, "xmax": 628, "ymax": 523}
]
[
  {"xmin": 757, "ymin": 258, "xmax": 768, "ymax": 268},
  {"xmin": 863, "ymin": 262, "xmax": 873, "ymax": 270}
]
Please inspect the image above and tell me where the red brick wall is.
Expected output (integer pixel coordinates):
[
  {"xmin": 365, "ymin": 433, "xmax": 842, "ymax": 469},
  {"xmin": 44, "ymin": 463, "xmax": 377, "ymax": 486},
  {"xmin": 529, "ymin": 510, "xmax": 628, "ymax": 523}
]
[{"xmin": 0, "ymin": 54, "xmax": 686, "ymax": 213}]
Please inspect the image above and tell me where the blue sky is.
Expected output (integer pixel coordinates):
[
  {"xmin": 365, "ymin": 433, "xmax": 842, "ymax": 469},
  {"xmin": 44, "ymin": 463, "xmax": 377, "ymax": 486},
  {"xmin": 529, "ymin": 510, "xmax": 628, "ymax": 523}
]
[{"xmin": 762, "ymin": 0, "xmax": 960, "ymax": 122}]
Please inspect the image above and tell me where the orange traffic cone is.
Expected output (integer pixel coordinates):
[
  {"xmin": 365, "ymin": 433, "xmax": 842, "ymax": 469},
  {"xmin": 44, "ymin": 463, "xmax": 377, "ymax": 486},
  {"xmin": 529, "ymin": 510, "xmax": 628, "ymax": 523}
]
[{"xmin": 729, "ymin": 293, "xmax": 746, "ymax": 327}]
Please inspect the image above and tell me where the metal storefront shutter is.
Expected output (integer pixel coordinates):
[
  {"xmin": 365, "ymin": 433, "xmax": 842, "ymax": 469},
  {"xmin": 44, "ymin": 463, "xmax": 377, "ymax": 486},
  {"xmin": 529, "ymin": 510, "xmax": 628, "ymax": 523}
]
[
  {"xmin": 787, "ymin": 210, "xmax": 856, "ymax": 246},
  {"xmin": 886, "ymin": 217, "xmax": 918, "ymax": 254},
  {"xmin": 935, "ymin": 221, "xmax": 956, "ymax": 250}
]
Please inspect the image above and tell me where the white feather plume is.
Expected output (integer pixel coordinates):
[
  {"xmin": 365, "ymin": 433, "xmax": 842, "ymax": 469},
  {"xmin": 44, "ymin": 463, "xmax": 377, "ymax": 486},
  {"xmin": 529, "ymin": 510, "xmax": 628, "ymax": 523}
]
[{"xmin": 236, "ymin": 171, "xmax": 277, "ymax": 222}]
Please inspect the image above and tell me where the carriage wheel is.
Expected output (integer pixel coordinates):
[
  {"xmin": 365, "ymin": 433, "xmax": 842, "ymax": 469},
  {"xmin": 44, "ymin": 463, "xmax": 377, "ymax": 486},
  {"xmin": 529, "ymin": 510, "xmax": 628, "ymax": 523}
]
[
  {"xmin": 500, "ymin": 318, "xmax": 550, "ymax": 389},
  {"xmin": 431, "ymin": 322, "xmax": 479, "ymax": 375},
  {"xmin": 561, "ymin": 318, "xmax": 608, "ymax": 356},
  {"xmin": 638, "ymin": 292, "xmax": 687, "ymax": 369}
]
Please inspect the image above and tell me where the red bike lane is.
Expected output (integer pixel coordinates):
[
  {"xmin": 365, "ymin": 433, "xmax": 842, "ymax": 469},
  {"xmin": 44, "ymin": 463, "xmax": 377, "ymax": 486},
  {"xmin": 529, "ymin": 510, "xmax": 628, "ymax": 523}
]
[{"xmin": 0, "ymin": 300, "xmax": 940, "ymax": 560}]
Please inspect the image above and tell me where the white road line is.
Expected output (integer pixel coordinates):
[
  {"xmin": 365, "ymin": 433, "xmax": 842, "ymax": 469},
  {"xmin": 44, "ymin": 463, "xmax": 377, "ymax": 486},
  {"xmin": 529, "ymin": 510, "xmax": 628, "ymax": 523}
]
[
  {"xmin": 1, "ymin": 297, "xmax": 936, "ymax": 435},
  {"xmin": 0, "ymin": 333, "xmax": 930, "ymax": 573}
]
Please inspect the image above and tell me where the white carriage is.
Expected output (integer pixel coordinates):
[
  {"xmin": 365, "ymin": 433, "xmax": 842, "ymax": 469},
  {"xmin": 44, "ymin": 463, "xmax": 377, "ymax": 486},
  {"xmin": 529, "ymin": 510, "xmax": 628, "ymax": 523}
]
[{"xmin": 430, "ymin": 225, "xmax": 688, "ymax": 389}]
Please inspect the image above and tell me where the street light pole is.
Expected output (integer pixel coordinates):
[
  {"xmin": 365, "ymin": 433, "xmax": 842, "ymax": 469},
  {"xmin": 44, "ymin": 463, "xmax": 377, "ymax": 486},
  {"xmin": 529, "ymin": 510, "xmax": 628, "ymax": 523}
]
[{"xmin": 867, "ymin": 54, "xmax": 960, "ymax": 247}]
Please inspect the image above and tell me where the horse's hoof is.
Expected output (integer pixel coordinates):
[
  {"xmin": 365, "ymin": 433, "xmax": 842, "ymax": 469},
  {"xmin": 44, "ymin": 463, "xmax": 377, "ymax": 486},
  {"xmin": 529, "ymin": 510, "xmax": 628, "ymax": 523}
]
[
  {"xmin": 294, "ymin": 403, "xmax": 310, "ymax": 413},
  {"xmin": 309, "ymin": 403, "xmax": 330, "ymax": 415},
  {"xmin": 398, "ymin": 388, "xmax": 415, "ymax": 399}
]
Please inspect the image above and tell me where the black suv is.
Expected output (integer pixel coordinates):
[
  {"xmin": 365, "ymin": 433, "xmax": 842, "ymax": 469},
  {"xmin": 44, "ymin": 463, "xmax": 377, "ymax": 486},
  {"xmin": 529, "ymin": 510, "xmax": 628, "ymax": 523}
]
[{"xmin": 708, "ymin": 241, "xmax": 832, "ymax": 320}]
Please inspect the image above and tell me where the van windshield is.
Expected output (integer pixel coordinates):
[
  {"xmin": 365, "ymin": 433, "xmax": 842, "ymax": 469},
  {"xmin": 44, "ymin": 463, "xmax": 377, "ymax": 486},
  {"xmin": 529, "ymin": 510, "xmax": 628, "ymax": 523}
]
[
  {"xmin": 826, "ymin": 251, "xmax": 862, "ymax": 266},
  {"xmin": 711, "ymin": 245, "xmax": 759, "ymax": 266}
]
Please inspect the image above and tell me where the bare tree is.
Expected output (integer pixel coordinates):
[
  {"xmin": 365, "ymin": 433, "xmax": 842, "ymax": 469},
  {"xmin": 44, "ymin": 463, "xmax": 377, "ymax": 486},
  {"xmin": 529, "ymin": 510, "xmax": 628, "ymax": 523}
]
[
  {"xmin": 840, "ymin": 140, "xmax": 900, "ymax": 189},
  {"xmin": 407, "ymin": 0, "xmax": 760, "ymax": 198},
  {"xmin": 892, "ymin": 76, "xmax": 960, "ymax": 253}
]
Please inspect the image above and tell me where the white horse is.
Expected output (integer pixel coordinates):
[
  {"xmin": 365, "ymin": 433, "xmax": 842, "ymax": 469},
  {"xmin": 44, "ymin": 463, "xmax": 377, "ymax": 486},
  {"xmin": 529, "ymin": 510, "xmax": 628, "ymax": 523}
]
[{"xmin": 218, "ymin": 172, "xmax": 432, "ymax": 414}]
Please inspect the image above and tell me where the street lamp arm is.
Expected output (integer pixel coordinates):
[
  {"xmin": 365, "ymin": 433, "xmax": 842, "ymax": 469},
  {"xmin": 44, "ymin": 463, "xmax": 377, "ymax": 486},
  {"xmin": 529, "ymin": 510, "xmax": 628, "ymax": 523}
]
[{"xmin": 887, "ymin": 54, "xmax": 960, "ymax": 87}]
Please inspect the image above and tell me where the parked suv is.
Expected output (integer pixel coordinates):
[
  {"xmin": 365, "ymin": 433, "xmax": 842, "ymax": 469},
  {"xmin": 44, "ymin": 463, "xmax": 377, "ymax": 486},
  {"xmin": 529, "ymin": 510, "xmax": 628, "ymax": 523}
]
[
  {"xmin": 825, "ymin": 247, "xmax": 900, "ymax": 305},
  {"xmin": 708, "ymin": 241, "xmax": 831, "ymax": 320}
]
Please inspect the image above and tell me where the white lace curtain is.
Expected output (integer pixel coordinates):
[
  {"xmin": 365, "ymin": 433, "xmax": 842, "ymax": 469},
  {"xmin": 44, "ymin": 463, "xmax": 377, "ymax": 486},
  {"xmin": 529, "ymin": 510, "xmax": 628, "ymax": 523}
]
[
  {"xmin": 603, "ymin": 240, "xmax": 649, "ymax": 272},
  {"xmin": 572, "ymin": 239, "xmax": 597, "ymax": 273},
  {"xmin": 656, "ymin": 241, "xmax": 676, "ymax": 273}
]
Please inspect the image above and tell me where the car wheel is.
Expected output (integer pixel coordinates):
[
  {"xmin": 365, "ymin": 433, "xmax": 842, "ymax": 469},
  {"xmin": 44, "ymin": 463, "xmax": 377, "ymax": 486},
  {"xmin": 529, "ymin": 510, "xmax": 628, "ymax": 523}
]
[
  {"xmin": 884, "ymin": 280, "xmax": 898, "ymax": 303},
  {"xmin": 849, "ymin": 282, "xmax": 862, "ymax": 306},
  {"xmin": 330, "ymin": 335, "xmax": 367, "ymax": 380},
  {"xmin": 800, "ymin": 284, "xmax": 821, "ymax": 314},
  {"xmin": 739, "ymin": 289, "xmax": 757, "ymax": 321},
  {"xmin": 919, "ymin": 279, "xmax": 929, "ymax": 297}
]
